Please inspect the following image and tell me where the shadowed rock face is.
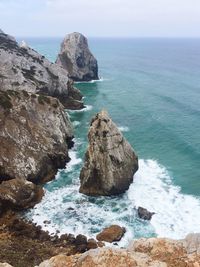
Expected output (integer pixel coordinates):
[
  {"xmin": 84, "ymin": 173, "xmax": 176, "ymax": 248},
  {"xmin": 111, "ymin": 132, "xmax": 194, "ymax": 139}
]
[
  {"xmin": 79, "ymin": 110, "xmax": 138, "ymax": 196},
  {"xmin": 0, "ymin": 90, "xmax": 73, "ymax": 185},
  {"xmin": 56, "ymin": 32, "xmax": 99, "ymax": 82},
  {"xmin": 0, "ymin": 31, "xmax": 84, "ymax": 109}
]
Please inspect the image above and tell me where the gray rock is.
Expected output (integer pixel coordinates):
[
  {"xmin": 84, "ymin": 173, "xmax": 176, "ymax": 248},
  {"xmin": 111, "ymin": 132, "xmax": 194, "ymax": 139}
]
[
  {"xmin": 0, "ymin": 31, "xmax": 84, "ymax": 109},
  {"xmin": 0, "ymin": 90, "xmax": 73, "ymax": 184},
  {"xmin": 79, "ymin": 110, "xmax": 138, "ymax": 196},
  {"xmin": 56, "ymin": 32, "xmax": 98, "ymax": 82},
  {"xmin": 137, "ymin": 207, "xmax": 155, "ymax": 221}
]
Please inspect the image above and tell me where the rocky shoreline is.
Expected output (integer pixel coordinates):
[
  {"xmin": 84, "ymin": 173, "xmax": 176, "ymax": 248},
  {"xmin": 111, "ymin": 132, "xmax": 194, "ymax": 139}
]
[{"xmin": 0, "ymin": 29, "xmax": 200, "ymax": 267}]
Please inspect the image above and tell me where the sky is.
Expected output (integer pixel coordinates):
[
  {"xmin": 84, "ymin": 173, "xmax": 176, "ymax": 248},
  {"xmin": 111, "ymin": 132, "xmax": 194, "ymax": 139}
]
[{"xmin": 0, "ymin": 0, "xmax": 200, "ymax": 38}]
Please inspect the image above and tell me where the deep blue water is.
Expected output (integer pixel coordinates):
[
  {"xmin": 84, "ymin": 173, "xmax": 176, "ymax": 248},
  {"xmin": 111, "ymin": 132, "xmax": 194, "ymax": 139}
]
[{"xmin": 20, "ymin": 37, "xmax": 200, "ymax": 245}]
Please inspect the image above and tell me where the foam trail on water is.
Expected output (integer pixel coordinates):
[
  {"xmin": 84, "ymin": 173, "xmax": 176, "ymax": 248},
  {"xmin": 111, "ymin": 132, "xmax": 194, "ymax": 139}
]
[
  {"xmin": 75, "ymin": 77, "xmax": 105, "ymax": 84},
  {"xmin": 128, "ymin": 159, "xmax": 200, "ymax": 239},
  {"xmin": 69, "ymin": 105, "xmax": 93, "ymax": 113},
  {"xmin": 118, "ymin": 126, "xmax": 130, "ymax": 132}
]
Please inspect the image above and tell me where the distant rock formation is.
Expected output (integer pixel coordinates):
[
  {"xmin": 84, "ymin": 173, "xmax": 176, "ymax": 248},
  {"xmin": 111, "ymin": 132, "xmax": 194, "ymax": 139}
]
[
  {"xmin": 56, "ymin": 32, "xmax": 99, "ymax": 82},
  {"xmin": 79, "ymin": 110, "xmax": 138, "ymax": 196},
  {"xmin": 96, "ymin": 225, "xmax": 126, "ymax": 243},
  {"xmin": 37, "ymin": 233, "xmax": 200, "ymax": 267},
  {"xmin": 0, "ymin": 30, "xmax": 84, "ymax": 109},
  {"xmin": 0, "ymin": 90, "xmax": 73, "ymax": 186}
]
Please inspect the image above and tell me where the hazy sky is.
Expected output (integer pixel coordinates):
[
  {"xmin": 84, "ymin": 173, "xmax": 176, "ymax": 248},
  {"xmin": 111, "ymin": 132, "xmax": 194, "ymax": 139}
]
[{"xmin": 1, "ymin": 0, "xmax": 200, "ymax": 37}]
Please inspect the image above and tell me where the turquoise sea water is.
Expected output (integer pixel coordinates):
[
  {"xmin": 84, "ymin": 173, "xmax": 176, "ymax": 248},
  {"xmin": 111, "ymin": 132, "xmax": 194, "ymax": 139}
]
[{"xmin": 20, "ymin": 37, "xmax": 200, "ymax": 245}]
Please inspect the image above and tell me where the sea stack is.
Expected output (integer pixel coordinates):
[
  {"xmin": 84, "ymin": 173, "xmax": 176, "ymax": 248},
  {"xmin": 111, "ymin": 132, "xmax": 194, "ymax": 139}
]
[
  {"xmin": 56, "ymin": 32, "xmax": 99, "ymax": 82},
  {"xmin": 0, "ymin": 30, "xmax": 84, "ymax": 109},
  {"xmin": 79, "ymin": 110, "xmax": 138, "ymax": 196}
]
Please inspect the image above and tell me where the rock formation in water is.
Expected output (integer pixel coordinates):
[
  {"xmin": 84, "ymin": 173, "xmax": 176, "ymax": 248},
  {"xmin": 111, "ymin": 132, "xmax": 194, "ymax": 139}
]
[
  {"xmin": 36, "ymin": 233, "xmax": 200, "ymax": 267},
  {"xmin": 96, "ymin": 225, "xmax": 126, "ymax": 243},
  {"xmin": 0, "ymin": 30, "xmax": 84, "ymax": 109},
  {"xmin": 79, "ymin": 110, "xmax": 138, "ymax": 196},
  {"xmin": 137, "ymin": 207, "xmax": 155, "ymax": 221},
  {"xmin": 0, "ymin": 90, "xmax": 73, "ymax": 189},
  {"xmin": 56, "ymin": 32, "xmax": 99, "ymax": 82}
]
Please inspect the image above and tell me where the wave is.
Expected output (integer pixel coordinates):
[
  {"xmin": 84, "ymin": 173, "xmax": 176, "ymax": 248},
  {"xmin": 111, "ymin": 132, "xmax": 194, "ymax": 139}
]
[
  {"xmin": 75, "ymin": 77, "xmax": 105, "ymax": 84},
  {"xmin": 69, "ymin": 105, "xmax": 93, "ymax": 113},
  {"xmin": 118, "ymin": 126, "xmax": 130, "ymax": 132},
  {"xmin": 26, "ymin": 158, "xmax": 200, "ymax": 247}
]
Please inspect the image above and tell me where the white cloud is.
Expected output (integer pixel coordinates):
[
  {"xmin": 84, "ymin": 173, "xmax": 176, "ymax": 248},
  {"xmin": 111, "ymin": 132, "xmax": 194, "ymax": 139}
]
[{"xmin": 0, "ymin": 0, "xmax": 200, "ymax": 37}]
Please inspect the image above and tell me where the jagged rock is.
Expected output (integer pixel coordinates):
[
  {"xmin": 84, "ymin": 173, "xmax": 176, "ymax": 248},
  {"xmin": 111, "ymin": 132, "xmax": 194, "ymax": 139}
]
[
  {"xmin": 137, "ymin": 207, "xmax": 155, "ymax": 221},
  {"xmin": 0, "ymin": 264, "xmax": 13, "ymax": 267},
  {"xmin": 56, "ymin": 32, "xmax": 98, "ymax": 82},
  {"xmin": 0, "ymin": 90, "xmax": 73, "ymax": 184},
  {"xmin": 37, "ymin": 234, "xmax": 200, "ymax": 267},
  {"xmin": 0, "ymin": 30, "xmax": 84, "ymax": 109},
  {"xmin": 0, "ymin": 179, "xmax": 43, "ymax": 212},
  {"xmin": 79, "ymin": 110, "xmax": 138, "ymax": 196},
  {"xmin": 96, "ymin": 225, "xmax": 126, "ymax": 243}
]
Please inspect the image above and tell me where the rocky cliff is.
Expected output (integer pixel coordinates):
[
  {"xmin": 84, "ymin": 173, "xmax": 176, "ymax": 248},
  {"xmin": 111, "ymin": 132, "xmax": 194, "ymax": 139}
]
[
  {"xmin": 0, "ymin": 31, "xmax": 83, "ymax": 109},
  {"xmin": 36, "ymin": 234, "xmax": 200, "ymax": 267},
  {"xmin": 79, "ymin": 110, "xmax": 138, "ymax": 196},
  {"xmin": 0, "ymin": 90, "xmax": 73, "ymax": 187},
  {"xmin": 56, "ymin": 32, "xmax": 99, "ymax": 82}
]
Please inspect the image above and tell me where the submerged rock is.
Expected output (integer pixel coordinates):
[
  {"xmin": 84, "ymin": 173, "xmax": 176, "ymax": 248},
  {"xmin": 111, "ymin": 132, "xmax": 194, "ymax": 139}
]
[
  {"xmin": 0, "ymin": 30, "xmax": 83, "ymax": 109},
  {"xmin": 56, "ymin": 32, "xmax": 99, "ymax": 82},
  {"xmin": 137, "ymin": 207, "xmax": 155, "ymax": 221},
  {"xmin": 96, "ymin": 225, "xmax": 126, "ymax": 243},
  {"xmin": 79, "ymin": 110, "xmax": 138, "ymax": 196},
  {"xmin": 0, "ymin": 90, "xmax": 73, "ymax": 184}
]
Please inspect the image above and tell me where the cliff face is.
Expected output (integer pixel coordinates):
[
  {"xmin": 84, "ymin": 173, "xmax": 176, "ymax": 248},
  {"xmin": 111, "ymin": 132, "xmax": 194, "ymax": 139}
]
[
  {"xmin": 80, "ymin": 110, "xmax": 138, "ymax": 196},
  {"xmin": 0, "ymin": 31, "xmax": 84, "ymax": 109},
  {"xmin": 0, "ymin": 90, "xmax": 73, "ymax": 185},
  {"xmin": 37, "ymin": 234, "xmax": 200, "ymax": 267},
  {"xmin": 56, "ymin": 32, "xmax": 99, "ymax": 82}
]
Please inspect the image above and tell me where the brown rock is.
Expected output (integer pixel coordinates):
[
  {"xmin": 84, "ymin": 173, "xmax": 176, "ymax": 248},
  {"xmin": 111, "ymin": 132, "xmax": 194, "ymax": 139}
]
[
  {"xmin": 87, "ymin": 239, "xmax": 98, "ymax": 250},
  {"xmin": 79, "ymin": 110, "xmax": 138, "ymax": 196},
  {"xmin": 0, "ymin": 178, "xmax": 43, "ymax": 212},
  {"xmin": 96, "ymin": 225, "xmax": 126, "ymax": 243}
]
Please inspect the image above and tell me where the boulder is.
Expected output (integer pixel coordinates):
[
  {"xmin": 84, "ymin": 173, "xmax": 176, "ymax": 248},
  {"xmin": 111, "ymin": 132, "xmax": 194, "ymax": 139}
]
[
  {"xmin": 137, "ymin": 207, "xmax": 155, "ymax": 221},
  {"xmin": 56, "ymin": 32, "xmax": 99, "ymax": 82},
  {"xmin": 0, "ymin": 264, "xmax": 13, "ymax": 267},
  {"xmin": 0, "ymin": 90, "xmax": 73, "ymax": 184},
  {"xmin": 38, "ymin": 234, "xmax": 200, "ymax": 267},
  {"xmin": 96, "ymin": 225, "xmax": 126, "ymax": 243},
  {"xmin": 79, "ymin": 110, "xmax": 138, "ymax": 196},
  {"xmin": 0, "ymin": 30, "xmax": 84, "ymax": 109},
  {"xmin": 0, "ymin": 179, "xmax": 43, "ymax": 212}
]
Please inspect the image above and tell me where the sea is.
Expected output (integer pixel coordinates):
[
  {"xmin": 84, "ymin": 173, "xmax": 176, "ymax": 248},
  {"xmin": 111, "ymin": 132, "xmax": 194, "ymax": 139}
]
[{"xmin": 18, "ymin": 37, "xmax": 200, "ymax": 246}]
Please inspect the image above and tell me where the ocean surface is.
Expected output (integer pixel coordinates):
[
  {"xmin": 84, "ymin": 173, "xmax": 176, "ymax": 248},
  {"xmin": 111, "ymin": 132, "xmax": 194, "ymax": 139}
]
[{"xmin": 19, "ymin": 37, "xmax": 200, "ymax": 246}]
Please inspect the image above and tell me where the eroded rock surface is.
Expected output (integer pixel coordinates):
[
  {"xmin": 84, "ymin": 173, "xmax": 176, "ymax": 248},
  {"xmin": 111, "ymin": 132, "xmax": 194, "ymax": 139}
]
[
  {"xmin": 37, "ymin": 234, "xmax": 200, "ymax": 267},
  {"xmin": 0, "ymin": 31, "xmax": 83, "ymax": 109},
  {"xmin": 79, "ymin": 110, "xmax": 138, "ymax": 196},
  {"xmin": 0, "ymin": 90, "xmax": 73, "ymax": 184},
  {"xmin": 56, "ymin": 32, "xmax": 98, "ymax": 82}
]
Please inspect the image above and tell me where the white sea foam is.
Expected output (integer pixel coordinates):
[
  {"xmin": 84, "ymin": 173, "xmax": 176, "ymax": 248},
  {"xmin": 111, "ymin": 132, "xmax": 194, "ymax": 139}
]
[
  {"xmin": 27, "ymin": 158, "xmax": 200, "ymax": 247},
  {"xmin": 75, "ymin": 77, "xmax": 105, "ymax": 84},
  {"xmin": 118, "ymin": 126, "xmax": 130, "ymax": 132},
  {"xmin": 128, "ymin": 159, "xmax": 200, "ymax": 239},
  {"xmin": 69, "ymin": 105, "xmax": 93, "ymax": 113},
  {"xmin": 72, "ymin": 120, "xmax": 81, "ymax": 127}
]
